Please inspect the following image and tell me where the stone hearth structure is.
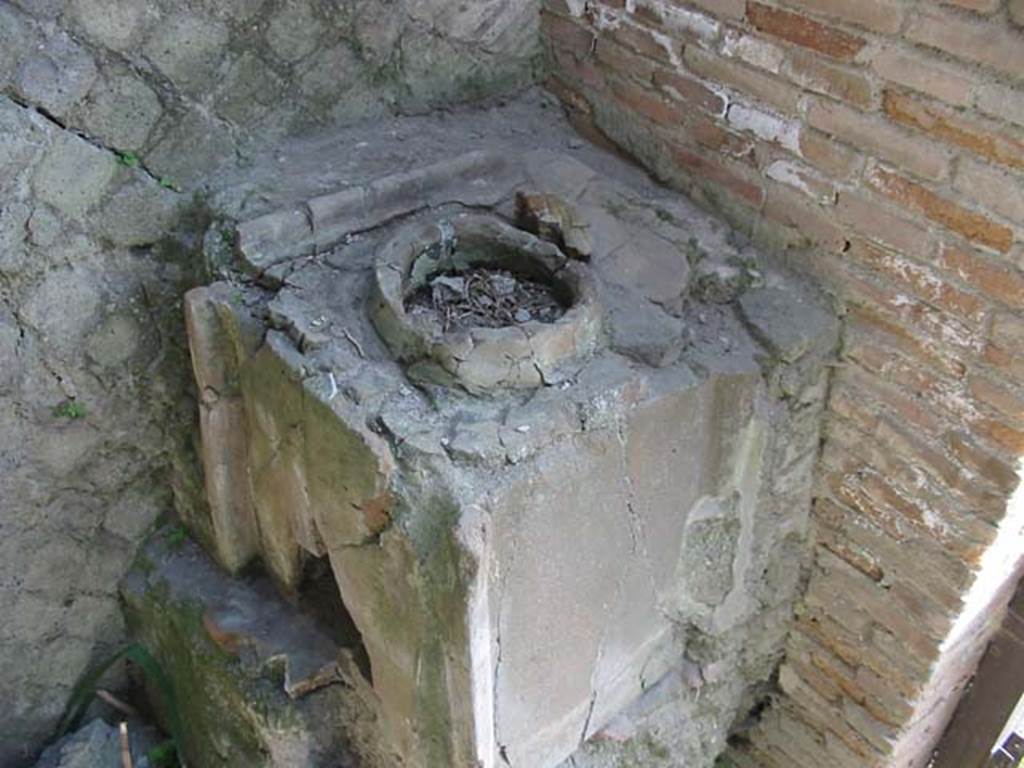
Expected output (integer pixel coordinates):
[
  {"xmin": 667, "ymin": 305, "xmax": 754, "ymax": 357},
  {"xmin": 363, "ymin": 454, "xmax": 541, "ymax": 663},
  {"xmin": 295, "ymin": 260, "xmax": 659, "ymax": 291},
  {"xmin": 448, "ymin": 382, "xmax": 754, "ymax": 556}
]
[{"xmin": 173, "ymin": 149, "xmax": 836, "ymax": 767}]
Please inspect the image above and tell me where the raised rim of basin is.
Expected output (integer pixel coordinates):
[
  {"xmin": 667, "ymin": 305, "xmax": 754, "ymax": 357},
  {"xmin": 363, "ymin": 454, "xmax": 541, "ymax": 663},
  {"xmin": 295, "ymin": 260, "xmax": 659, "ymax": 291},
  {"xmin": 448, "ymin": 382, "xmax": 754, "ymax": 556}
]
[{"xmin": 369, "ymin": 213, "xmax": 601, "ymax": 392}]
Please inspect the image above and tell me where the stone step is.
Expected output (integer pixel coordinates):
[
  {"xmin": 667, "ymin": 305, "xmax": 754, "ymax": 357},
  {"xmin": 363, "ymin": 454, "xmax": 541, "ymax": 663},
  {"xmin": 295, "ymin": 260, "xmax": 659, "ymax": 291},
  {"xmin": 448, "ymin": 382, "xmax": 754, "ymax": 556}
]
[{"xmin": 120, "ymin": 528, "xmax": 392, "ymax": 768}]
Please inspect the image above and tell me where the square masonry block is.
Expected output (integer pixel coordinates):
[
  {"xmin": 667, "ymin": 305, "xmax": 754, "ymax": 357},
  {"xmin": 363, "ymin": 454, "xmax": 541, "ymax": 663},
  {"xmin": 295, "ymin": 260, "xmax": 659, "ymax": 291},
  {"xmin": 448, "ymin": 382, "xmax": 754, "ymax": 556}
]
[{"xmin": 180, "ymin": 150, "xmax": 838, "ymax": 768}]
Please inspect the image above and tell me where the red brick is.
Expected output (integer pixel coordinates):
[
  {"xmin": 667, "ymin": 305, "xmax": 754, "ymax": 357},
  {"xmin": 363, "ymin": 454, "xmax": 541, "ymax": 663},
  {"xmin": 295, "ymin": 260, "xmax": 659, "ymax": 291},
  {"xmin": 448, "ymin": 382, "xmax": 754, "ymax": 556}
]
[
  {"xmin": 969, "ymin": 375, "xmax": 1024, "ymax": 423},
  {"xmin": 983, "ymin": 342, "xmax": 1024, "ymax": 385},
  {"xmin": 974, "ymin": 419, "xmax": 1024, "ymax": 455},
  {"xmin": 941, "ymin": 0, "xmax": 1001, "ymax": 11},
  {"xmin": 761, "ymin": 182, "xmax": 848, "ymax": 251},
  {"xmin": 843, "ymin": 238, "xmax": 988, "ymax": 325},
  {"xmin": 545, "ymin": 75, "xmax": 593, "ymax": 116},
  {"xmin": 672, "ymin": 145, "xmax": 765, "ymax": 206},
  {"xmin": 870, "ymin": 50, "xmax": 974, "ymax": 107},
  {"xmin": 688, "ymin": 114, "xmax": 755, "ymax": 158},
  {"xmin": 784, "ymin": 49, "xmax": 873, "ymax": 108},
  {"xmin": 594, "ymin": 37, "xmax": 656, "ymax": 84},
  {"xmin": 953, "ymin": 160, "xmax": 1024, "ymax": 226},
  {"xmin": 808, "ymin": 99, "xmax": 950, "ymax": 181},
  {"xmin": 976, "ymin": 83, "xmax": 1024, "ymax": 130},
  {"xmin": 686, "ymin": 0, "xmax": 746, "ymax": 19},
  {"xmin": 841, "ymin": 267, "xmax": 984, "ymax": 355},
  {"xmin": 550, "ymin": 45, "xmax": 605, "ymax": 90},
  {"xmin": 747, "ymin": 2, "xmax": 867, "ymax": 60},
  {"xmin": 884, "ymin": 91, "xmax": 1024, "ymax": 174},
  {"xmin": 777, "ymin": 0, "xmax": 904, "ymax": 33},
  {"xmin": 935, "ymin": 245, "xmax": 1024, "ymax": 309},
  {"xmin": 652, "ymin": 68, "xmax": 726, "ymax": 115},
  {"xmin": 946, "ymin": 430, "xmax": 1020, "ymax": 494},
  {"xmin": 799, "ymin": 128, "xmax": 863, "ymax": 179},
  {"xmin": 844, "ymin": 304, "xmax": 968, "ymax": 380},
  {"xmin": 684, "ymin": 45, "xmax": 801, "ymax": 113},
  {"xmin": 866, "ymin": 166, "xmax": 1014, "ymax": 253},
  {"xmin": 608, "ymin": 77, "xmax": 683, "ymax": 126},
  {"xmin": 606, "ymin": 19, "xmax": 676, "ymax": 66},
  {"xmin": 541, "ymin": 11, "xmax": 595, "ymax": 57},
  {"xmin": 834, "ymin": 191, "xmax": 936, "ymax": 259},
  {"xmin": 907, "ymin": 7, "xmax": 1024, "ymax": 78}
]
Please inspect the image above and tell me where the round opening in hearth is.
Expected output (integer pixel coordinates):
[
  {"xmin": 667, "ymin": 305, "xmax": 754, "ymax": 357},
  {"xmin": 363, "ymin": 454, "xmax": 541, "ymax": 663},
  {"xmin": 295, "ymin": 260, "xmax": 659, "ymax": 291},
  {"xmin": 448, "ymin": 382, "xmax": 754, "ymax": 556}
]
[
  {"xmin": 369, "ymin": 213, "xmax": 601, "ymax": 392},
  {"xmin": 404, "ymin": 265, "xmax": 568, "ymax": 332}
]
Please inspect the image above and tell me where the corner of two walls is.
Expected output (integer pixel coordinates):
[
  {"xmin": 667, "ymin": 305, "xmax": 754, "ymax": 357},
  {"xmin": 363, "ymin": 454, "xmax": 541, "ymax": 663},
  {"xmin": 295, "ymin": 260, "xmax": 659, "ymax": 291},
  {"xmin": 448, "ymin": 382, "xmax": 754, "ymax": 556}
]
[{"xmin": 540, "ymin": 0, "xmax": 1024, "ymax": 766}]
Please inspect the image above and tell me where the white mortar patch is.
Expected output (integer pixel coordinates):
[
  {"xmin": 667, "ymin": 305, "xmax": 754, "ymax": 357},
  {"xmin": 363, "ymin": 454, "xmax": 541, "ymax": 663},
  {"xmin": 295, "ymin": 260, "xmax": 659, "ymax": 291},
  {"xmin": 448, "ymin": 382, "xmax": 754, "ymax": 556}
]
[{"xmin": 726, "ymin": 102, "xmax": 801, "ymax": 153}]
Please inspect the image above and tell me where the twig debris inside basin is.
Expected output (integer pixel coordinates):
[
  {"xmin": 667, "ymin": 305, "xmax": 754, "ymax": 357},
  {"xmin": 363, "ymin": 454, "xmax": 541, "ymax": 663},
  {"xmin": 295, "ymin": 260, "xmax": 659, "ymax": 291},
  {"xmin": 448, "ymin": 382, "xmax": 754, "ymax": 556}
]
[{"xmin": 405, "ymin": 267, "xmax": 566, "ymax": 332}]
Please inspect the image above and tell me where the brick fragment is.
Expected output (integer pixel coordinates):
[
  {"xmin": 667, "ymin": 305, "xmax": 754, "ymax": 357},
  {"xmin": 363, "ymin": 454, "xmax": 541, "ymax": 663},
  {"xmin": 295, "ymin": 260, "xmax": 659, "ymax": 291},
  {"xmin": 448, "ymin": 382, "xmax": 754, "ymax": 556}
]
[
  {"xmin": 672, "ymin": 145, "xmax": 765, "ymax": 206},
  {"xmin": 936, "ymin": 245, "xmax": 1024, "ymax": 309},
  {"xmin": 776, "ymin": 0, "xmax": 904, "ymax": 33},
  {"xmin": 785, "ymin": 49, "xmax": 873, "ymax": 108},
  {"xmin": 871, "ymin": 49, "xmax": 974, "ymax": 107},
  {"xmin": 908, "ymin": 7, "xmax": 1024, "ymax": 78},
  {"xmin": 954, "ymin": 159, "xmax": 1024, "ymax": 226},
  {"xmin": 747, "ymin": 2, "xmax": 867, "ymax": 60},
  {"xmin": 684, "ymin": 45, "xmax": 801, "ymax": 113},
  {"xmin": 866, "ymin": 166, "xmax": 1013, "ymax": 253},
  {"xmin": 808, "ymin": 99, "xmax": 949, "ymax": 181},
  {"xmin": 884, "ymin": 90, "xmax": 1024, "ymax": 173}
]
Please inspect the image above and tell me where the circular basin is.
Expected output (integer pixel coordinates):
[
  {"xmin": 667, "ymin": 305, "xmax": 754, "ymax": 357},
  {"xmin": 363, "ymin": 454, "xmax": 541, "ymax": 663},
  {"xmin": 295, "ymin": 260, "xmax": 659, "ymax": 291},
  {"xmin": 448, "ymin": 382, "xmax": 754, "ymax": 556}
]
[{"xmin": 369, "ymin": 213, "xmax": 601, "ymax": 392}]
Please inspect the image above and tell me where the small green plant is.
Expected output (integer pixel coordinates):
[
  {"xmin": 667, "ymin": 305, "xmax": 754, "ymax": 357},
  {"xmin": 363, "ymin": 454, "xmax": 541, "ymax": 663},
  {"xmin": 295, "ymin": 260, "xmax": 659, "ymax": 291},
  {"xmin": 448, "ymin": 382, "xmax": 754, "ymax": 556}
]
[
  {"xmin": 165, "ymin": 524, "xmax": 190, "ymax": 549},
  {"xmin": 147, "ymin": 740, "xmax": 179, "ymax": 768},
  {"xmin": 159, "ymin": 177, "xmax": 182, "ymax": 192},
  {"xmin": 59, "ymin": 644, "xmax": 184, "ymax": 766},
  {"xmin": 52, "ymin": 400, "xmax": 86, "ymax": 420},
  {"xmin": 117, "ymin": 151, "xmax": 140, "ymax": 168}
]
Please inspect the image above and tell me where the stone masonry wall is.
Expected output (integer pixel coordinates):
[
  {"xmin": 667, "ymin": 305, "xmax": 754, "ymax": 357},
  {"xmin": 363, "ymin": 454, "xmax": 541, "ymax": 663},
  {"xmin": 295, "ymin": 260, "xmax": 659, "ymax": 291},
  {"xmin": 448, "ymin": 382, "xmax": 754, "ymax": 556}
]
[
  {"xmin": 541, "ymin": 1, "xmax": 1024, "ymax": 766},
  {"xmin": 0, "ymin": 1, "xmax": 539, "ymax": 764}
]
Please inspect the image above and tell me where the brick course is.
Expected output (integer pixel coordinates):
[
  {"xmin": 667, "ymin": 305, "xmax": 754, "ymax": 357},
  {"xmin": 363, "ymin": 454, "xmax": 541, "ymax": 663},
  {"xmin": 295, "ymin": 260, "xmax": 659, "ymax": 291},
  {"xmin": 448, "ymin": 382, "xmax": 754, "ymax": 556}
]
[{"xmin": 542, "ymin": 0, "xmax": 1024, "ymax": 765}]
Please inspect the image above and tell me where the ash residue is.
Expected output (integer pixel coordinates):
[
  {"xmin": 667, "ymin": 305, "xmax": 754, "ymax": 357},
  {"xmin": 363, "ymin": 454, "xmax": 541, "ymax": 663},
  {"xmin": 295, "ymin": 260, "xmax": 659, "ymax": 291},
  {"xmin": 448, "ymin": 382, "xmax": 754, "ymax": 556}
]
[{"xmin": 405, "ymin": 267, "xmax": 566, "ymax": 332}]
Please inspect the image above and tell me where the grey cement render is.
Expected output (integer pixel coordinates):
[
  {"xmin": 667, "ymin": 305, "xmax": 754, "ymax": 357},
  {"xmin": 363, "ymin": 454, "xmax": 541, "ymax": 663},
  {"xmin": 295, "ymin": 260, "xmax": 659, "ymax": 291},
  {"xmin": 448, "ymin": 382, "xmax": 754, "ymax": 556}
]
[
  {"xmin": 172, "ymin": 149, "xmax": 838, "ymax": 768},
  {"xmin": 0, "ymin": 0, "xmax": 543, "ymax": 760}
]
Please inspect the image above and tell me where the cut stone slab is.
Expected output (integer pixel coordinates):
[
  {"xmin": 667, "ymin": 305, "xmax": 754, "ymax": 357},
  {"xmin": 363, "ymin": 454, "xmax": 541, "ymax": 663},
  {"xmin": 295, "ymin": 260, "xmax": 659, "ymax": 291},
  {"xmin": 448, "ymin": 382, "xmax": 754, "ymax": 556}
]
[{"xmin": 122, "ymin": 531, "xmax": 390, "ymax": 768}]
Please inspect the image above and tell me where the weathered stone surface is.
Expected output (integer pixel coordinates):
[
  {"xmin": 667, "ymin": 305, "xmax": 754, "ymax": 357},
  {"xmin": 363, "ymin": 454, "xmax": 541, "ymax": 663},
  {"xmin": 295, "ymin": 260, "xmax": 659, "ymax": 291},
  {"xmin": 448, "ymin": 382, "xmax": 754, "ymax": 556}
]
[
  {"xmin": 0, "ymin": 4, "xmax": 35, "ymax": 87},
  {"xmin": 32, "ymin": 133, "xmax": 119, "ymax": 217},
  {"xmin": 145, "ymin": 107, "xmax": 235, "ymax": 187},
  {"xmin": 267, "ymin": 0, "xmax": 322, "ymax": 62},
  {"xmin": 95, "ymin": 180, "xmax": 181, "ymax": 246},
  {"xmin": 122, "ymin": 533, "xmax": 390, "ymax": 768},
  {"xmin": 67, "ymin": 0, "xmax": 151, "ymax": 51},
  {"xmin": 33, "ymin": 720, "xmax": 119, "ymax": 768},
  {"xmin": 143, "ymin": 14, "xmax": 229, "ymax": 95},
  {"xmin": 14, "ymin": 33, "xmax": 97, "ymax": 120},
  {"xmin": 79, "ymin": 73, "xmax": 163, "ymax": 152}
]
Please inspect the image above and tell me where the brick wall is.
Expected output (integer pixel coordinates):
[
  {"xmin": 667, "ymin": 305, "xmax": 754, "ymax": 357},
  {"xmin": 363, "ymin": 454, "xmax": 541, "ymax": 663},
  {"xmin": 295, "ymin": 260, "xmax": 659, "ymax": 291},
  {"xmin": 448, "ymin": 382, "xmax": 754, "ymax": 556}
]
[{"xmin": 541, "ymin": 1, "xmax": 1024, "ymax": 766}]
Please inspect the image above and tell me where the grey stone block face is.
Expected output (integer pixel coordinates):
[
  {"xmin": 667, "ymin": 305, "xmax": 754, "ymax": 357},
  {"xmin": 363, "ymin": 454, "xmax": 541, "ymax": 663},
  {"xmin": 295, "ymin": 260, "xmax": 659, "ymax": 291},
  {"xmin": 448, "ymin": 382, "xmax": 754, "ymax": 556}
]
[
  {"xmin": 178, "ymin": 150, "xmax": 837, "ymax": 768},
  {"xmin": 79, "ymin": 74, "xmax": 163, "ymax": 152},
  {"xmin": 95, "ymin": 180, "xmax": 180, "ymax": 246},
  {"xmin": 0, "ymin": 4, "xmax": 36, "ymax": 88},
  {"xmin": 143, "ymin": 14, "xmax": 229, "ymax": 95},
  {"xmin": 31, "ymin": 133, "xmax": 119, "ymax": 217},
  {"xmin": 266, "ymin": 0, "xmax": 322, "ymax": 62},
  {"xmin": 14, "ymin": 33, "xmax": 97, "ymax": 120},
  {"xmin": 67, "ymin": 0, "xmax": 151, "ymax": 51},
  {"xmin": 145, "ymin": 107, "xmax": 235, "ymax": 187}
]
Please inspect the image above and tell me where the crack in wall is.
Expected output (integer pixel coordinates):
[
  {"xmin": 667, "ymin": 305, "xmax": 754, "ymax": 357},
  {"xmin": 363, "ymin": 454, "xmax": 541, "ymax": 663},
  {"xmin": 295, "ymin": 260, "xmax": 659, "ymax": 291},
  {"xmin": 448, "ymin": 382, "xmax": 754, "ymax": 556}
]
[{"xmin": 5, "ymin": 91, "xmax": 171, "ymax": 189}]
